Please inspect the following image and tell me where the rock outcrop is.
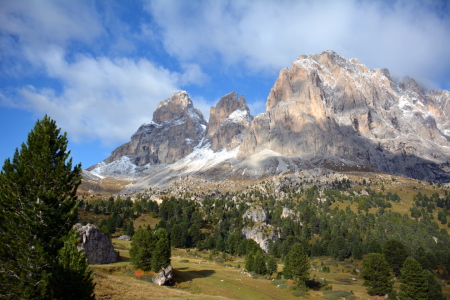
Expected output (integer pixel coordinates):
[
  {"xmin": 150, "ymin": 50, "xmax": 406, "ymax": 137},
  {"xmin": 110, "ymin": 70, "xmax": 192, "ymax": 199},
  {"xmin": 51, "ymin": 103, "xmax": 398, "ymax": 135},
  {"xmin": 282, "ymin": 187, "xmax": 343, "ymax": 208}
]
[
  {"xmin": 74, "ymin": 223, "xmax": 118, "ymax": 265},
  {"xmin": 242, "ymin": 205, "xmax": 268, "ymax": 223},
  {"xmin": 206, "ymin": 92, "xmax": 253, "ymax": 151},
  {"xmin": 242, "ymin": 223, "xmax": 280, "ymax": 252},
  {"xmin": 152, "ymin": 265, "xmax": 174, "ymax": 286}
]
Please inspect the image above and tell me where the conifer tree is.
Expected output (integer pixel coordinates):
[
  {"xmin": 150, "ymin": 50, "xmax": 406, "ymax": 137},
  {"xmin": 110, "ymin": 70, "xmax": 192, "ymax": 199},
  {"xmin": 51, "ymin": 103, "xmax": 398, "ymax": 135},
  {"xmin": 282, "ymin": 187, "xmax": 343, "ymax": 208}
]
[
  {"xmin": 151, "ymin": 228, "xmax": 171, "ymax": 272},
  {"xmin": 0, "ymin": 116, "xmax": 86, "ymax": 299},
  {"xmin": 361, "ymin": 253, "xmax": 393, "ymax": 295},
  {"xmin": 283, "ymin": 243, "xmax": 310, "ymax": 282},
  {"xmin": 266, "ymin": 255, "xmax": 278, "ymax": 277},
  {"xmin": 383, "ymin": 239, "xmax": 409, "ymax": 277},
  {"xmin": 423, "ymin": 269, "xmax": 446, "ymax": 300},
  {"xmin": 51, "ymin": 229, "xmax": 95, "ymax": 300},
  {"xmin": 253, "ymin": 253, "xmax": 267, "ymax": 275},
  {"xmin": 245, "ymin": 254, "xmax": 255, "ymax": 272},
  {"xmin": 130, "ymin": 227, "xmax": 154, "ymax": 271},
  {"xmin": 398, "ymin": 257, "xmax": 428, "ymax": 300}
]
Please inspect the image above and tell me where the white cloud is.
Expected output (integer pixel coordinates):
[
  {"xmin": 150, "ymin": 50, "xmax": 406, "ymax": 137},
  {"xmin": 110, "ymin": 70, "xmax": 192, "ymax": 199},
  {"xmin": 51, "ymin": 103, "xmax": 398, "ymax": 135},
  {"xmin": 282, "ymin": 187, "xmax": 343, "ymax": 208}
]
[
  {"xmin": 13, "ymin": 48, "xmax": 205, "ymax": 145},
  {"xmin": 146, "ymin": 0, "xmax": 450, "ymax": 88}
]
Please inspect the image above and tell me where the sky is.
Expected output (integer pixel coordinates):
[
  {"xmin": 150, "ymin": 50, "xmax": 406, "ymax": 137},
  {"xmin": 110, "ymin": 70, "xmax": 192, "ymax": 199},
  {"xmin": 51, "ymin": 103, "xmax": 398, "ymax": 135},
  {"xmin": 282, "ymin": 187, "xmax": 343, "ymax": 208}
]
[{"xmin": 0, "ymin": 0, "xmax": 449, "ymax": 169}]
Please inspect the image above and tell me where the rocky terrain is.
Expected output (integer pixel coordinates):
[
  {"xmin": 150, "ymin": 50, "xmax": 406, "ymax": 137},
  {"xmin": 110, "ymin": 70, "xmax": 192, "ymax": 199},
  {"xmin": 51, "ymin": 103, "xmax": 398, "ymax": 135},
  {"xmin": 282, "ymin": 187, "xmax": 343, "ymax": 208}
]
[{"xmin": 86, "ymin": 51, "xmax": 450, "ymax": 189}]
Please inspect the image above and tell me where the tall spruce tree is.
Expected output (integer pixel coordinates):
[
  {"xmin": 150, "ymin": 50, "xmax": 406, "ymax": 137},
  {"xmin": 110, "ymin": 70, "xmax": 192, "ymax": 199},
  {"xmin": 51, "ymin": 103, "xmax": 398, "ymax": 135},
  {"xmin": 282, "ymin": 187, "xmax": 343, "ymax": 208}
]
[
  {"xmin": 283, "ymin": 243, "xmax": 310, "ymax": 282},
  {"xmin": 151, "ymin": 228, "xmax": 171, "ymax": 272},
  {"xmin": 0, "ymin": 116, "xmax": 91, "ymax": 299},
  {"xmin": 398, "ymin": 257, "xmax": 428, "ymax": 300},
  {"xmin": 423, "ymin": 270, "xmax": 446, "ymax": 300},
  {"xmin": 253, "ymin": 253, "xmax": 267, "ymax": 275},
  {"xmin": 130, "ymin": 227, "xmax": 155, "ymax": 271},
  {"xmin": 361, "ymin": 253, "xmax": 393, "ymax": 295},
  {"xmin": 383, "ymin": 239, "xmax": 409, "ymax": 277},
  {"xmin": 266, "ymin": 255, "xmax": 278, "ymax": 277}
]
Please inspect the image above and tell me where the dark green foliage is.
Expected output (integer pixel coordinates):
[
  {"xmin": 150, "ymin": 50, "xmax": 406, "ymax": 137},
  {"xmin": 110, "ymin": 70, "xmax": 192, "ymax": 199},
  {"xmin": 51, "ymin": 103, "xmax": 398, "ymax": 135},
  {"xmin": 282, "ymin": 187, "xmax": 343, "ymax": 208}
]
[
  {"xmin": 423, "ymin": 270, "xmax": 446, "ymax": 300},
  {"xmin": 266, "ymin": 255, "xmax": 278, "ymax": 276},
  {"xmin": 151, "ymin": 228, "xmax": 171, "ymax": 272},
  {"xmin": 130, "ymin": 227, "xmax": 154, "ymax": 271},
  {"xmin": 51, "ymin": 229, "xmax": 95, "ymax": 300},
  {"xmin": 361, "ymin": 253, "xmax": 393, "ymax": 295},
  {"xmin": 398, "ymin": 257, "xmax": 428, "ymax": 300},
  {"xmin": 283, "ymin": 243, "xmax": 310, "ymax": 282},
  {"xmin": 245, "ymin": 255, "xmax": 254, "ymax": 272},
  {"xmin": 383, "ymin": 239, "xmax": 409, "ymax": 277},
  {"xmin": 0, "ymin": 116, "xmax": 89, "ymax": 299},
  {"xmin": 253, "ymin": 253, "xmax": 267, "ymax": 275}
]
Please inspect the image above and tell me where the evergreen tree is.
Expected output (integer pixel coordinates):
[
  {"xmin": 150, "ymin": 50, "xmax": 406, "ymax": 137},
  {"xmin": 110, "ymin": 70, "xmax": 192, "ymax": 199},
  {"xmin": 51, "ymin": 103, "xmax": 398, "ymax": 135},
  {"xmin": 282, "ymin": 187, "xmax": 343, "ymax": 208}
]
[
  {"xmin": 170, "ymin": 224, "xmax": 183, "ymax": 248},
  {"xmin": 283, "ymin": 243, "xmax": 310, "ymax": 282},
  {"xmin": 0, "ymin": 116, "xmax": 83, "ymax": 298},
  {"xmin": 361, "ymin": 253, "xmax": 393, "ymax": 295},
  {"xmin": 125, "ymin": 220, "xmax": 135, "ymax": 237},
  {"xmin": 253, "ymin": 253, "xmax": 267, "ymax": 275},
  {"xmin": 130, "ymin": 227, "xmax": 154, "ymax": 271},
  {"xmin": 51, "ymin": 229, "xmax": 95, "ymax": 300},
  {"xmin": 266, "ymin": 255, "xmax": 278, "ymax": 277},
  {"xmin": 398, "ymin": 257, "xmax": 428, "ymax": 300},
  {"xmin": 151, "ymin": 228, "xmax": 171, "ymax": 272},
  {"xmin": 423, "ymin": 270, "xmax": 446, "ymax": 300},
  {"xmin": 245, "ymin": 255, "xmax": 254, "ymax": 272},
  {"xmin": 383, "ymin": 239, "xmax": 409, "ymax": 277}
]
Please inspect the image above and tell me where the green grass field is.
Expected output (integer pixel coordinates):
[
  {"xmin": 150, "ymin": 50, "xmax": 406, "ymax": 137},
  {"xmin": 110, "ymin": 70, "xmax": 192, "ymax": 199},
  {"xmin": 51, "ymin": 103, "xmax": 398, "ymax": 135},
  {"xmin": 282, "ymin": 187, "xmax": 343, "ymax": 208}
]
[{"xmin": 90, "ymin": 239, "xmax": 450, "ymax": 299}]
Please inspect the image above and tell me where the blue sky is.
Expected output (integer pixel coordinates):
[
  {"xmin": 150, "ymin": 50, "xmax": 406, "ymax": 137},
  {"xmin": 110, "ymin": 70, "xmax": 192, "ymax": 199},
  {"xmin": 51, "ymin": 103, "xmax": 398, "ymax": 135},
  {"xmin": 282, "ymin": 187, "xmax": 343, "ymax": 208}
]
[{"xmin": 1, "ymin": 0, "xmax": 449, "ymax": 169}]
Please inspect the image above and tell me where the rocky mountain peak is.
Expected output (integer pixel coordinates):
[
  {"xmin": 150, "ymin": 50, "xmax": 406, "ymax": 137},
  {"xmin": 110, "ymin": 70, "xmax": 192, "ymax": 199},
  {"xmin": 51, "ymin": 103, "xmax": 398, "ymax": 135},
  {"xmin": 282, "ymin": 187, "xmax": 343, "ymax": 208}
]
[
  {"xmin": 239, "ymin": 51, "xmax": 450, "ymax": 182},
  {"xmin": 153, "ymin": 90, "xmax": 202, "ymax": 124},
  {"xmin": 206, "ymin": 92, "xmax": 253, "ymax": 151},
  {"xmin": 90, "ymin": 91, "xmax": 207, "ymax": 175}
]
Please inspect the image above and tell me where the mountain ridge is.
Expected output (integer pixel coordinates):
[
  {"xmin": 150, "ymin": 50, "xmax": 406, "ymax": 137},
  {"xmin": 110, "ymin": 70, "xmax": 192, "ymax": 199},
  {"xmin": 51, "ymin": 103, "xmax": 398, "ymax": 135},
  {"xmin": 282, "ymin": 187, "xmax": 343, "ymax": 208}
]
[{"xmin": 87, "ymin": 51, "xmax": 450, "ymax": 188}]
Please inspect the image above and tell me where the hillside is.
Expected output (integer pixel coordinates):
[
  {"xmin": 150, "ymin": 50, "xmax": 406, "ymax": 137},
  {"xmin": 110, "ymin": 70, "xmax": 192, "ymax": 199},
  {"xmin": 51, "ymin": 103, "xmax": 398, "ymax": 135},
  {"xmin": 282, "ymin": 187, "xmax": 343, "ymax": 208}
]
[{"xmin": 78, "ymin": 171, "xmax": 450, "ymax": 299}]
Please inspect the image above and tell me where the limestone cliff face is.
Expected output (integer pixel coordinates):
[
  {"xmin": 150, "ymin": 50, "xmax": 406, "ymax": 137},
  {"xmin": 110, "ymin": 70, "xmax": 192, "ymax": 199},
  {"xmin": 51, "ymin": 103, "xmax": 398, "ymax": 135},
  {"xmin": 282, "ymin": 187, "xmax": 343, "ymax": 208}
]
[
  {"xmin": 104, "ymin": 91, "xmax": 207, "ymax": 166},
  {"xmin": 206, "ymin": 92, "xmax": 253, "ymax": 151},
  {"xmin": 238, "ymin": 51, "xmax": 450, "ymax": 181}
]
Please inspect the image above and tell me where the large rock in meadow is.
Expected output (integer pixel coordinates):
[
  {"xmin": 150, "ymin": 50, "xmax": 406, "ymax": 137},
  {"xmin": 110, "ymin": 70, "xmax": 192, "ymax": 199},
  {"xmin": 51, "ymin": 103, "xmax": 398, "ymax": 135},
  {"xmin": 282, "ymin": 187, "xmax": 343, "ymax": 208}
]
[{"xmin": 74, "ymin": 223, "xmax": 118, "ymax": 265}]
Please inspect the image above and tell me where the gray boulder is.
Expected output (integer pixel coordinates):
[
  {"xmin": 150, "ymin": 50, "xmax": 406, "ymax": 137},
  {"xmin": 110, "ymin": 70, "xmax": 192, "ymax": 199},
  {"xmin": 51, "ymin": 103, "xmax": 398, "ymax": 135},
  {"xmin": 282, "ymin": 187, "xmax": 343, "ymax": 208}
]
[
  {"xmin": 118, "ymin": 235, "xmax": 131, "ymax": 241},
  {"xmin": 152, "ymin": 265, "xmax": 173, "ymax": 286},
  {"xmin": 74, "ymin": 223, "xmax": 118, "ymax": 265}
]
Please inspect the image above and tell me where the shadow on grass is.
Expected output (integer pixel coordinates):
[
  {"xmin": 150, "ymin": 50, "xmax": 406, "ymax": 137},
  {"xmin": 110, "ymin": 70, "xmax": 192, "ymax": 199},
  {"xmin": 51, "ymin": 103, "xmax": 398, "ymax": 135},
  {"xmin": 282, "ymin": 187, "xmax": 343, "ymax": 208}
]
[
  {"xmin": 173, "ymin": 268, "xmax": 216, "ymax": 283},
  {"xmin": 117, "ymin": 255, "xmax": 130, "ymax": 262}
]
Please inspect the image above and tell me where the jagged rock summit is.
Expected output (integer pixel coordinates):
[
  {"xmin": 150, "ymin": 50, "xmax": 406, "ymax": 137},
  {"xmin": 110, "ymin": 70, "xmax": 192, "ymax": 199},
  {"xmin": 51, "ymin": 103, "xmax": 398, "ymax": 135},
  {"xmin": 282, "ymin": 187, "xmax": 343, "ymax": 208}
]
[
  {"xmin": 239, "ymin": 51, "xmax": 450, "ymax": 181},
  {"xmin": 86, "ymin": 51, "xmax": 450, "ymax": 186},
  {"xmin": 206, "ymin": 92, "xmax": 253, "ymax": 151}
]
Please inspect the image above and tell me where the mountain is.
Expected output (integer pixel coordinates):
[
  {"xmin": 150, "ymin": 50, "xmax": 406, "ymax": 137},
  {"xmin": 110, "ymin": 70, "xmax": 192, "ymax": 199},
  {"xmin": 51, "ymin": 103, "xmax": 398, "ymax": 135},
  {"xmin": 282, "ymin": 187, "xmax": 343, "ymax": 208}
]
[
  {"xmin": 86, "ymin": 51, "xmax": 450, "ymax": 188},
  {"xmin": 238, "ymin": 51, "xmax": 450, "ymax": 181},
  {"xmin": 206, "ymin": 92, "xmax": 253, "ymax": 151}
]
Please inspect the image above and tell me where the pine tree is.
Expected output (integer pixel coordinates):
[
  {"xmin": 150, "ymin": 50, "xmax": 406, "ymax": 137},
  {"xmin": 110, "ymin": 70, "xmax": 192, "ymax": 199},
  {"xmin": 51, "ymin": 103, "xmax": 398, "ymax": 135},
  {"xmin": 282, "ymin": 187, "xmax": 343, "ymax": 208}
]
[
  {"xmin": 361, "ymin": 253, "xmax": 393, "ymax": 295},
  {"xmin": 130, "ymin": 227, "xmax": 154, "ymax": 271},
  {"xmin": 423, "ymin": 269, "xmax": 446, "ymax": 300},
  {"xmin": 283, "ymin": 243, "xmax": 310, "ymax": 282},
  {"xmin": 383, "ymin": 239, "xmax": 409, "ymax": 277},
  {"xmin": 266, "ymin": 255, "xmax": 278, "ymax": 277},
  {"xmin": 253, "ymin": 253, "xmax": 267, "ymax": 275},
  {"xmin": 51, "ymin": 229, "xmax": 95, "ymax": 300},
  {"xmin": 151, "ymin": 228, "xmax": 171, "ymax": 272},
  {"xmin": 0, "ymin": 116, "xmax": 83, "ymax": 298},
  {"xmin": 245, "ymin": 255, "xmax": 255, "ymax": 272},
  {"xmin": 398, "ymin": 257, "xmax": 428, "ymax": 300}
]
